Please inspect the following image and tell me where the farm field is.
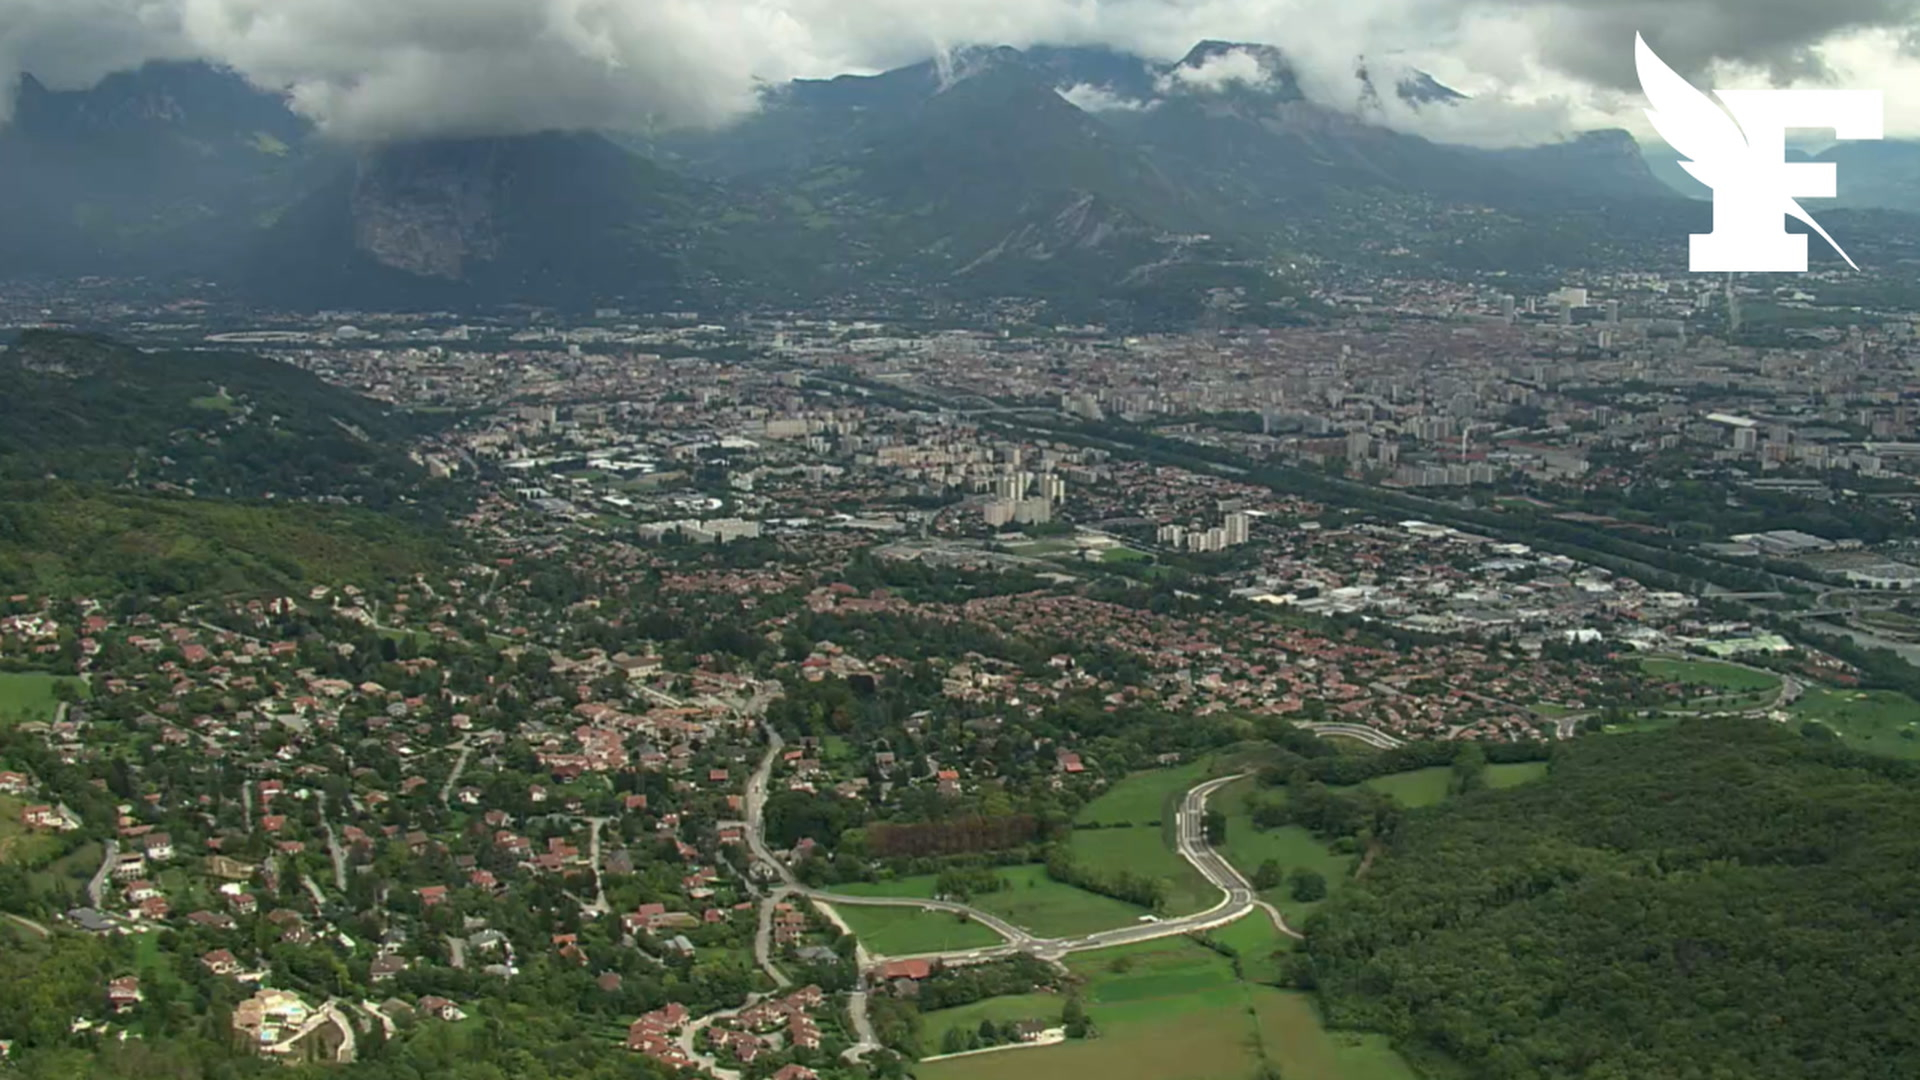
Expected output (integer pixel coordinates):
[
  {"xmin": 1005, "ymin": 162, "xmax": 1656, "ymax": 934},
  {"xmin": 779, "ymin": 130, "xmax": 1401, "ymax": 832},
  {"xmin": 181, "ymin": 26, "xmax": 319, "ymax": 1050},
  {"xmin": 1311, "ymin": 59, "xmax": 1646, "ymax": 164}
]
[
  {"xmin": 1068, "ymin": 761, "xmax": 1218, "ymax": 916},
  {"xmin": 1790, "ymin": 687, "xmax": 1920, "ymax": 759},
  {"xmin": 918, "ymin": 935, "xmax": 1415, "ymax": 1080},
  {"xmin": 829, "ymin": 904, "xmax": 1002, "ymax": 957},
  {"xmin": 839, "ymin": 864, "xmax": 1149, "ymax": 938},
  {"xmin": 0, "ymin": 671, "xmax": 87, "ymax": 727}
]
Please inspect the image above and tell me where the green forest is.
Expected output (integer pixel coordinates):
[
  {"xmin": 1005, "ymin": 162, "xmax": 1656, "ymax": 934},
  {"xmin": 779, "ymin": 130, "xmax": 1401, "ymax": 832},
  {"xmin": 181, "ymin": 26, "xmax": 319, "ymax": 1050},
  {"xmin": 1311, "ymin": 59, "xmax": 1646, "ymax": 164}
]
[{"xmin": 1304, "ymin": 720, "xmax": 1920, "ymax": 1080}]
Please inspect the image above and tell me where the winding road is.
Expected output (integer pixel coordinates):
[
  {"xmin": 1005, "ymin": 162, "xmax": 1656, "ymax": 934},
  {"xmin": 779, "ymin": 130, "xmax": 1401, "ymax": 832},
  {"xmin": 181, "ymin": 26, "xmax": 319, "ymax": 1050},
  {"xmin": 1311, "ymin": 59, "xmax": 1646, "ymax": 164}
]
[
  {"xmin": 1300, "ymin": 722, "xmax": 1407, "ymax": 750},
  {"xmin": 663, "ymin": 683, "xmax": 1300, "ymax": 1070},
  {"xmin": 741, "ymin": 726, "xmax": 1296, "ymax": 971}
]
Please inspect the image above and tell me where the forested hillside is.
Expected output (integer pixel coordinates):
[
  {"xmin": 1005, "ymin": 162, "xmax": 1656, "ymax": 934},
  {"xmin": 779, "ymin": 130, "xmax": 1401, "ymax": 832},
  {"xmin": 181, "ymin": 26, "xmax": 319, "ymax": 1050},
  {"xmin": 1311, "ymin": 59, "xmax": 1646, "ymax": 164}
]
[
  {"xmin": 0, "ymin": 330, "xmax": 424, "ymax": 505},
  {"xmin": 1305, "ymin": 721, "xmax": 1920, "ymax": 1080},
  {"xmin": 0, "ymin": 331, "xmax": 452, "ymax": 596}
]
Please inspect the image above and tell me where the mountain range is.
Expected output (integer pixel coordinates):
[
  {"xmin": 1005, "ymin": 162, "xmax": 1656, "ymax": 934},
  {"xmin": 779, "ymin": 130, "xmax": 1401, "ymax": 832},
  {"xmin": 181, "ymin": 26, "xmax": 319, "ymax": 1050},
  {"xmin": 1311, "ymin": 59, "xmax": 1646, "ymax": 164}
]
[{"xmin": 3, "ymin": 42, "xmax": 1916, "ymax": 321}]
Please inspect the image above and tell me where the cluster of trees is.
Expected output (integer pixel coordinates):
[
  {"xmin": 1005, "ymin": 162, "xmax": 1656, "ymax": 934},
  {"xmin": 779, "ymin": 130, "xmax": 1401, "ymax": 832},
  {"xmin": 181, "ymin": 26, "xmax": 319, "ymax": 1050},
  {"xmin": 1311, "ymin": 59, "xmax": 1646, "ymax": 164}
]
[
  {"xmin": 1248, "ymin": 780, "xmax": 1400, "ymax": 845},
  {"xmin": 915, "ymin": 956, "xmax": 1057, "ymax": 1011},
  {"xmin": 932, "ymin": 865, "xmax": 1009, "ymax": 902},
  {"xmin": 865, "ymin": 815, "xmax": 1044, "ymax": 859},
  {"xmin": 938, "ymin": 1019, "xmax": 1031, "ymax": 1055},
  {"xmin": 1253, "ymin": 718, "xmax": 1551, "ymax": 787},
  {"xmin": 1305, "ymin": 720, "xmax": 1920, "ymax": 1080}
]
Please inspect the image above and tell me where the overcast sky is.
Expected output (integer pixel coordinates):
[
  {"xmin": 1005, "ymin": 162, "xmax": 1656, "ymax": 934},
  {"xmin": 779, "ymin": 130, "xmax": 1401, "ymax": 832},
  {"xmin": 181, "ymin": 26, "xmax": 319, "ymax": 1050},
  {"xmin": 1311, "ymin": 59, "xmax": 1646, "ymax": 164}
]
[{"xmin": 4, "ymin": 0, "xmax": 1920, "ymax": 146}]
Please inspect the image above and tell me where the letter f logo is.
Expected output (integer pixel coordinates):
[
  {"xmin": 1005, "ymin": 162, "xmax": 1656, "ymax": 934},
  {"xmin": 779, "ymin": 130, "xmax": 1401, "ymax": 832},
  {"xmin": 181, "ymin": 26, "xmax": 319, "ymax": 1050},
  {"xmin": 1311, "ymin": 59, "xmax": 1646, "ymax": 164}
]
[{"xmin": 1637, "ymin": 33, "xmax": 1883, "ymax": 272}]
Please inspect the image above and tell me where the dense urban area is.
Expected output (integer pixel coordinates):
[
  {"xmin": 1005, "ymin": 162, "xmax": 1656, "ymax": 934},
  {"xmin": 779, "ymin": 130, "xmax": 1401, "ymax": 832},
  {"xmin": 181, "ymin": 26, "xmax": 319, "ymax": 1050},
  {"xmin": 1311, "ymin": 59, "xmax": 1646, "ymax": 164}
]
[{"xmin": 6, "ymin": 259, "xmax": 1920, "ymax": 1080}]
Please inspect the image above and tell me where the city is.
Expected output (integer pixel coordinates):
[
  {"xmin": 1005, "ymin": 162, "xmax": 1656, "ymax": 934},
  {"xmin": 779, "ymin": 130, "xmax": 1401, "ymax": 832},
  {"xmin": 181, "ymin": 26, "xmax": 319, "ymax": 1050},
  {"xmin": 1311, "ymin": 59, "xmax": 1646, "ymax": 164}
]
[{"xmin": 5, "ymin": 8, "xmax": 1920, "ymax": 1080}]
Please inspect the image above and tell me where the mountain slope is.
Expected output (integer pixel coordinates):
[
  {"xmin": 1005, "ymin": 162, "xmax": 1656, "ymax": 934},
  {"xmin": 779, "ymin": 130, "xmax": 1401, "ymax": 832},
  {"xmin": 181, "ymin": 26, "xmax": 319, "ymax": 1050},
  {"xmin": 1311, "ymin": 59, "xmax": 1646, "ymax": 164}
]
[
  {"xmin": 0, "ymin": 63, "xmax": 329, "ymax": 277},
  {"xmin": 243, "ymin": 132, "xmax": 712, "ymax": 310},
  {"xmin": 0, "ymin": 330, "xmax": 449, "ymax": 596},
  {"xmin": 0, "ymin": 330, "xmax": 423, "ymax": 503}
]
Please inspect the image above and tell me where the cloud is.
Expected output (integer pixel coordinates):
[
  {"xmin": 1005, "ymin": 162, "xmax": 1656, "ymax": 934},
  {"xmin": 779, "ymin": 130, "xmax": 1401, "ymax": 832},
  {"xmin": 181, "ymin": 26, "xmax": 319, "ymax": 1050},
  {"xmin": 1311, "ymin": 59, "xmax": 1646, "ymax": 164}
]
[
  {"xmin": 1, "ymin": 0, "xmax": 1919, "ymax": 144},
  {"xmin": 1156, "ymin": 48, "xmax": 1275, "ymax": 93},
  {"xmin": 1058, "ymin": 82, "xmax": 1156, "ymax": 113}
]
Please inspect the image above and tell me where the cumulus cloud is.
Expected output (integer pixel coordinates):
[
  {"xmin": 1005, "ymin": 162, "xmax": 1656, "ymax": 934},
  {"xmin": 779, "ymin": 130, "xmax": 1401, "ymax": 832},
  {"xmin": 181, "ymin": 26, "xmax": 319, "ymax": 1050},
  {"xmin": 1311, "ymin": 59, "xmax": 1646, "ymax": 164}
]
[{"xmin": 1, "ymin": 0, "xmax": 1919, "ymax": 144}]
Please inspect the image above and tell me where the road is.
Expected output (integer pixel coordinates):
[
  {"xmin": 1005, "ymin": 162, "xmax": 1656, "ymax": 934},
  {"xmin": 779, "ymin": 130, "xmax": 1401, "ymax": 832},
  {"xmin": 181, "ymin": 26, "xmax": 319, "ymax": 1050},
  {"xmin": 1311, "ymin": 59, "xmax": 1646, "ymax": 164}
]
[
  {"xmin": 3, "ymin": 912, "xmax": 50, "ymax": 937},
  {"xmin": 86, "ymin": 838, "xmax": 118, "ymax": 909},
  {"xmin": 437, "ymin": 734, "xmax": 476, "ymax": 807},
  {"xmin": 583, "ymin": 816, "xmax": 612, "ymax": 917},
  {"xmin": 315, "ymin": 790, "xmax": 348, "ymax": 892},
  {"xmin": 1301, "ymin": 722, "xmax": 1406, "ymax": 750},
  {"xmin": 742, "ymin": 728, "xmax": 1284, "ymax": 962}
]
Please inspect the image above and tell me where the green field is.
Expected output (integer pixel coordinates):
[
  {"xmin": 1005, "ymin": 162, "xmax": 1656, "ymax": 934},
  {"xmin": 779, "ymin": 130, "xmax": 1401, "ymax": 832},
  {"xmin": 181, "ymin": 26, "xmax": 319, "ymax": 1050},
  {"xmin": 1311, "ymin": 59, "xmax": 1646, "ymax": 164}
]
[
  {"xmin": 839, "ymin": 864, "xmax": 1150, "ymax": 937},
  {"xmin": 830, "ymin": 904, "xmax": 1003, "ymax": 957},
  {"xmin": 1075, "ymin": 762, "xmax": 1211, "ymax": 827},
  {"xmin": 1359, "ymin": 768, "xmax": 1452, "ymax": 808},
  {"xmin": 1068, "ymin": 762, "xmax": 1217, "ymax": 916},
  {"xmin": 1214, "ymin": 778, "xmax": 1357, "ymax": 925},
  {"xmin": 1101, "ymin": 548, "xmax": 1151, "ymax": 565},
  {"xmin": 1487, "ymin": 761, "xmax": 1550, "ymax": 789},
  {"xmin": 918, "ymin": 935, "xmax": 1415, "ymax": 1080},
  {"xmin": 1360, "ymin": 762, "xmax": 1550, "ymax": 808},
  {"xmin": 0, "ymin": 671, "xmax": 87, "ymax": 726},
  {"xmin": 1639, "ymin": 657, "xmax": 1781, "ymax": 694},
  {"xmin": 1791, "ymin": 687, "xmax": 1920, "ymax": 759},
  {"xmin": 0, "ymin": 794, "xmax": 60, "ymax": 865},
  {"xmin": 1209, "ymin": 910, "xmax": 1295, "ymax": 984},
  {"xmin": 918, "ymin": 992, "xmax": 1066, "ymax": 1053}
]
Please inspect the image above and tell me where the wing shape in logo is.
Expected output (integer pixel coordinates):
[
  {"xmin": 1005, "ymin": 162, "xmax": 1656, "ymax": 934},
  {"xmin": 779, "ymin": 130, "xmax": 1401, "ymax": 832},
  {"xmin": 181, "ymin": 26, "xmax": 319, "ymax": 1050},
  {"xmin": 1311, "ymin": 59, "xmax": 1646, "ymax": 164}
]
[{"xmin": 1636, "ymin": 32, "xmax": 1858, "ymax": 270}]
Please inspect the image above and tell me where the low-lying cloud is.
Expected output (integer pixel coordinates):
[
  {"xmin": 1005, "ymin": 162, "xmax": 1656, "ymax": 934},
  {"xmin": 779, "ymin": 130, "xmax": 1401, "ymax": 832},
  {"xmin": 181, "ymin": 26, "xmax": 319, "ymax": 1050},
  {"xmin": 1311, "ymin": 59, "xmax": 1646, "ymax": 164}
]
[{"xmin": 3, "ymin": 0, "xmax": 1920, "ymax": 146}]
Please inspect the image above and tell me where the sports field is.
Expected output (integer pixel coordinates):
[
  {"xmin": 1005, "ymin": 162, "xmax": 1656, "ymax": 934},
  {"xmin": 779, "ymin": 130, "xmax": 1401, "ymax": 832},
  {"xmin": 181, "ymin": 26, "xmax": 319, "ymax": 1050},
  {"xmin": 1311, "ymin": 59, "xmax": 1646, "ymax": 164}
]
[
  {"xmin": 1638, "ymin": 657, "xmax": 1781, "ymax": 694},
  {"xmin": 1790, "ymin": 687, "xmax": 1920, "ymax": 759}
]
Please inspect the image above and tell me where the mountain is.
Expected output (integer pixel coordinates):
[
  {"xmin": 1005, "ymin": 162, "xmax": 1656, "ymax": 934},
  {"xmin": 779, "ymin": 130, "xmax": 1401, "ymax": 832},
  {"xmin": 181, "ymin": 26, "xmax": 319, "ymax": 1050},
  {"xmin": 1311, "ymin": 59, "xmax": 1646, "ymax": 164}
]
[
  {"xmin": 1810, "ymin": 141, "xmax": 1920, "ymax": 212},
  {"xmin": 6, "ymin": 42, "xmax": 1878, "ymax": 318},
  {"xmin": 241, "ymin": 132, "xmax": 718, "ymax": 310},
  {"xmin": 0, "ymin": 62, "xmax": 331, "ymax": 278},
  {"xmin": 1644, "ymin": 139, "xmax": 1920, "ymax": 216},
  {"xmin": 0, "ymin": 329, "xmax": 423, "ymax": 503}
]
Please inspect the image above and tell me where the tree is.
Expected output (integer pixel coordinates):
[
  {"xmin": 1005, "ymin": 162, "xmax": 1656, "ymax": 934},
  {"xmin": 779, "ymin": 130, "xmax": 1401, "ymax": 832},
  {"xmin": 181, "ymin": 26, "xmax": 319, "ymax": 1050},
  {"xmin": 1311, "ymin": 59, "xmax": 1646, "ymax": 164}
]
[
  {"xmin": 1449, "ymin": 742, "xmax": 1488, "ymax": 796},
  {"xmin": 1289, "ymin": 869, "xmax": 1327, "ymax": 903},
  {"xmin": 1062, "ymin": 995, "xmax": 1089, "ymax": 1038},
  {"xmin": 940, "ymin": 1027, "xmax": 966, "ymax": 1054},
  {"xmin": 1252, "ymin": 859, "xmax": 1286, "ymax": 891}
]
